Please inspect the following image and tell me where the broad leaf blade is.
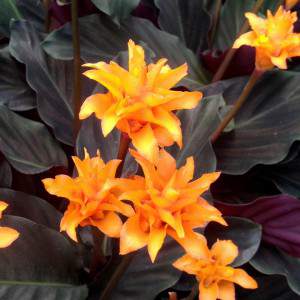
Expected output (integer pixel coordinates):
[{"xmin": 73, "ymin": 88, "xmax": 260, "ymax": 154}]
[
  {"xmin": 9, "ymin": 20, "xmax": 74, "ymax": 145},
  {"xmin": 0, "ymin": 188, "xmax": 61, "ymax": 230},
  {"xmin": 155, "ymin": 0, "xmax": 210, "ymax": 53},
  {"xmin": 42, "ymin": 14, "xmax": 208, "ymax": 86},
  {"xmin": 0, "ymin": 105, "xmax": 67, "ymax": 174},
  {"xmin": 91, "ymin": 0, "xmax": 140, "ymax": 23},
  {"xmin": 0, "ymin": 47, "xmax": 35, "ymax": 111}
]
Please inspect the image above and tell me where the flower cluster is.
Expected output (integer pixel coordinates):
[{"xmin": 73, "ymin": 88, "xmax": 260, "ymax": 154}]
[
  {"xmin": 43, "ymin": 40, "xmax": 257, "ymax": 299},
  {"xmin": 234, "ymin": 6, "xmax": 300, "ymax": 70}
]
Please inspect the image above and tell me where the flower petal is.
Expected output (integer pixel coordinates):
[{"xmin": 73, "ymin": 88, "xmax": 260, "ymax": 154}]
[
  {"xmin": 218, "ymin": 281, "xmax": 235, "ymax": 300},
  {"xmin": 161, "ymin": 91, "xmax": 202, "ymax": 111},
  {"xmin": 79, "ymin": 93, "xmax": 113, "ymax": 120},
  {"xmin": 199, "ymin": 281, "xmax": 219, "ymax": 300},
  {"xmin": 91, "ymin": 211, "xmax": 122, "ymax": 238},
  {"xmin": 120, "ymin": 214, "xmax": 148, "ymax": 255},
  {"xmin": 231, "ymin": 269, "xmax": 258, "ymax": 289},
  {"xmin": 148, "ymin": 226, "xmax": 166, "ymax": 262},
  {"xmin": 168, "ymin": 227, "xmax": 209, "ymax": 259},
  {"xmin": 245, "ymin": 12, "xmax": 266, "ymax": 34},
  {"xmin": 0, "ymin": 226, "xmax": 19, "ymax": 248},
  {"xmin": 233, "ymin": 31, "xmax": 257, "ymax": 49},
  {"xmin": 130, "ymin": 124, "xmax": 159, "ymax": 164},
  {"xmin": 0, "ymin": 201, "xmax": 8, "ymax": 217},
  {"xmin": 211, "ymin": 240, "xmax": 238, "ymax": 265}
]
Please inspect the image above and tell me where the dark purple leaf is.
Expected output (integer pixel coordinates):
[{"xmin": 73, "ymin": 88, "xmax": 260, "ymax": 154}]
[{"xmin": 215, "ymin": 195, "xmax": 300, "ymax": 257}]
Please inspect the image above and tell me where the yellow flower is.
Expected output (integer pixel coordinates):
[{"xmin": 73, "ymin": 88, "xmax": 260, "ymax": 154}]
[
  {"xmin": 233, "ymin": 6, "xmax": 300, "ymax": 70},
  {"xmin": 117, "ymin": 149, "xmax": 226, "ymax": 262},
  {"xmin": 173, "ymin": 240, "xmax": 258, "ymax": 300},
  {"xmin": 42, "ymin": 150, "xmax": 134, "ymax": 241},
  {"xmin": 79, "ymin": 40, "xmax": 202, "ymax": 163},
  {"xmin": 0, "ymin": 202, "xmax": 19, "ymax": 248}
]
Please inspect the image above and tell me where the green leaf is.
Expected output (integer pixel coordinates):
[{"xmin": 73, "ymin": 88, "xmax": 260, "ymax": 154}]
[
  {"xmin": 0, "ymin": 284, "xmax": 88, "ymax": 300},
  {"xmin": 174, "ymin": 95, "xmax": 224, "ymax": 176},
  {"xmin": 0, "ymin": 160, "xmax": 12, "ymax": 188},
  {"xmin": 9, "ymin": 20, "xmax": 74, "ymax": 146},
  {"xmin": 109, "ymin": 239, "xmax": 182, "ymax": 300},
  {"xmin": 0, "ymin": 47, "xmax": 35, "ymax": 111},
  {"xmin": 205, "ymin": 217, "xmax": 262, "ymax": 267},
  {"xmin": 154, "ymin": 0, "xmax": 210, "ymax": 53},
  {"xmin": 237, "ymin": 273, "xmax": 299, "ymax": 300},
  {"xmin": 91, "ymin": 0, "xmax": 140, "ymax": 23},
  {"xmin": 42, "ymin": 14, "xmax": 208, "ymax": 86},
  {"xmin": 0, "ymin": 215, "xmax": 86, "ymax": 299},
  {"xmin": 214, "ymin": 71, "xmax": 300, "ymax": 175},
  {"xmin": 250, "ymin": 244, "xmax": 300, "ymax": 295},
  {"xmin": 0, "ymin": 0, "xmax": 45, "ymax": 37},
  {"xmin": 0, "ymin": 189, "xmax": 61, "ymax": 230},
  {"xmin": 0, "ymin": 105, "xmax": 67, "ymax": 174},
  {"xmin": 0, "ymin": 0, "xmax": 22, "ymax": 37},
  {"xmin": 213, "ymin": 0, "xmax": 255, "ymax": 51}
]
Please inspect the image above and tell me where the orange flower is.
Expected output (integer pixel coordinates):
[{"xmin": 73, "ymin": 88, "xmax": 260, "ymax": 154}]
[
  {"xmin": 0, "ymin": 202, "xmax": 19, "ymax": 248},
  {"xmin": 173, "ymin": 240, "xmax": 258, "ymax": 300},
  {"xmin": 42, "ymin": 150, "xmax": 134, "ymax": 241},
  {"xmin": 79, "ymin": 40, "xmax": 202, "ymax": 163},
  {"xmin": 233, "ymin": 6, "xmax": 300, "ymax": 70},
  {"xmin": 117, "ymin": 149, "xmax": 226, "ymax": 262},
  {"xmin": 286, "ymin": 0, "xmax": 299, "ymax": 9}
]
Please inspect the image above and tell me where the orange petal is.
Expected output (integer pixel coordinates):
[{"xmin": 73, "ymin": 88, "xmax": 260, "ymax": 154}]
[
  {"xmin": 211, "ymin": 240, "xmax": 238, "ymax": 265},
  {"xmin": 218, "ymin": 281, "xmax": 235, "ymax": 300},
  {"xmin": 286, "ymin": 0, "xmax": 299, "ymax": 9},
  {"xmin": 148, "ymin": 226, "xmax": 166, "ymax": 262},
  {"xmin": 120, "ymin": 214, "xmax": 148, "ymax": 255},
  {"xmin": 153, "ymin": 126, "xmax": 174, "ymax": 147},
  {"xmin": 156, "ymin": 63, "xmax": 188, "ymax": 90},
  {"xmin": 231, "ymin": 269, "xmax": 258, "ymax": 289},
  {"xmin": 0, "ymin": 201, "xmax": 8, "ymax": 217},
  {"xmin": 130, "ymin": 124, "xmax": 159, "ymax": 164},
  {"xmin": 83, "ymin": 69, "xmax": 123, "ymax": 100},
  {"xmin": 152, "ymin": 107, "xmax": 182, "ymax": 147},
  {"xmin": 161, "ymin": 91, "xmax": 202, "ymax": 111},
  {"xmin": 173, "ymin": 254, "xmax": 197, "ymax": 275},
  {"xmin": 199, "ymin": 281, "xmax": 219, "ymax": 300},
  {"xmin": 168, "ymin": 227, "xmax": 209, "ymax": 259},
  {"xmin": 60, "ymin": 206, "xmax": 83, "ymax": 242},
  {"xmin": 157, "ymin": 149, "xmax": 176, "ymax": 182},
  {"xmin": 176, "ymin": 157, "xmax": 194, "ymax": 188},
  {"xmin": 102, "ymin": 110, "xmax": 119, "ymax": 137},
  {"xmin": 79, "ymin": 93, "xmax": 113, "ymax": 120},
  {"xmin": 128, "ymin": 40, "xmax": 146, "ymax": 81},
  {"xmin": 188, "ymin": 172, "xmax": 221, "ymax": 191},
  {"xmin": 245, "ymin": 12, "xmax": 266, "ymax": 34},
  {"xmin": 255, "ymin": 48, "xmax": 274, "ymax": 71},
  {"xmin": 270, "ymin": 52, "xmax": 288, "ymax": 69},
  {"xmin": 91, "ymin": 211, "xmax": 122, "ymax": 238},
  {"xmin": 146, "ymin": 58, "xmax": 168, "ymax": 89},
  {"xmin": 233, "ymin": 31, "xmax": 257, "ymax": 49},
  {"xmin": 0, "ymin": 226, "xmax": 19, "ymax": 248}
]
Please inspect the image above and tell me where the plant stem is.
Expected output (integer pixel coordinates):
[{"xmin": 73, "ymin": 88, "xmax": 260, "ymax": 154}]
[
  {"xmin": 99, "ymin": 253, "xmax": 134, "ymax": 300},
  {"xmin": 116, "ymin": 133, "xmax": 131, "ymax": 178},
  {"xmin": 44, "ymin": 0, "xmax": 51, "ymax": 32},
  {"xmin": 211, "ymin": 0, "xmax": 265, "ymax": 83},
  {"xmin": 211, "ymin": 69, "xmax": 263, "ymax": 144},
  {"xmin": 71, "ymin": 0, "xmax": 82, "ymax": 143},
  {"xmin": 208, "ymin": 0, "xmax": 222, "ymax": 48}
]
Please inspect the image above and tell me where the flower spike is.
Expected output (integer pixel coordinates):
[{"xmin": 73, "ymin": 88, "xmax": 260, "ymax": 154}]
[
  {"xmin": 80, "ymin": 40, "xmax": 202, "ymax": 163},
  {"xmin": 233, "ymin": 6, "xmax": 300, "ymax": 70},
  {"xmin": 42, "ymin": 150, "xmax": 134, "ymax": 241},
  {"xmin": 173, "ymin": 239, "xmax": 258, "ymax": 300},
  {"xmin": 117, "ymin": 149, "xmax": 226, "ymax": 262}
]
